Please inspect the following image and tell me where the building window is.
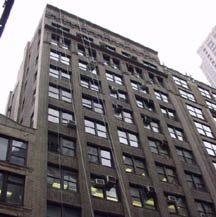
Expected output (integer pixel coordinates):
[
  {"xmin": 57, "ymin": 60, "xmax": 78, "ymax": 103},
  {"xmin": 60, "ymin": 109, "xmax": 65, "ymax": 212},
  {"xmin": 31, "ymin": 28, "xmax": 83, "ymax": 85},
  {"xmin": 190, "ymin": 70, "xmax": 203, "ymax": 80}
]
[
  {"xmin": 49, "ymin": 65, "xmax": 71, "ymax": 80},
  {"xmin": 47, "ymin": 204, "xmax": 81, "ymax": 217},
  {"xmin": 203, "ymin": 141, "xmax": 216, "ymax": 157},
  {"xmin": 136, "ymin": 97, "xmax": 154, "ymax": 111},
  {"xmin": 48, "ymin": 132, "xmax": 75, "ymax": 157},
  {"xmin": 176, "ymin": 148, "xmax": 194, "ymax": 164},
  {"xmin": 0, "ymin": 135, "xmax": 27, "ymax": 166},
  {"xmin": 173, "ymin": 76, "xmax": 189, "ymax": 89},
  {"xmin": 194, "ymin": 122, "xmax": 214, "ymax": 138},
  {"xmin": 186, "ymin": 104, "xmax": 204, "ymax": 119},
  {"xmin": 131, "ymin": 81, "xmax": 148, "ymax": 94},
  {"xmin": 77, "ymin": 44, "xmax": 96, "ymax": 60},
  {"xmin": 126, "ymin": 64, "xmax": 142, "ymax": 78},
  {"xmin": 47, "ymin": 165, "xmax": 78, "ymax": 192},
  {"xmin": 160, "ymin": 106, "xmax": 177, "ymax": 120},
  {"xmin": 106, "ymin": 71, "xmax": 123, "ymax": 85},
  {"xmin": 185, "ymin": 172, "xmax": 206, "ymax": 191},
  {"xmin": 168, "ymin": 126, "xmax": 185, "ymax": 141},
  {"xmin": 0, "ymin": 171, "xmax": 24, "ymax": 205},
  {"xmin": 179, "ymin": 89, "xmax": 196, "ymax": 102},
  {"xmin": 154, "ymin": 90, "xmax": 169, "ymax": 103},
  {"xmin": 143, "ymin": 61, "xmax": 157, "ymax": 70},
  {"xmin": 82, "ymin": 96, "xmax": 103, "ymax": 114},
  {"xmin": 156, "ymin": 164, "xmax": 178, "ymax": 184},
  {"xmin": 148, "ymin": 139, "xmax": 169, "ymax": 157},
  {"xmin": 196, "ymin": 201, "xmax": 216, "ymax": 217},
  {"xmin": 117, "ymin": 129, "xmax": 139, "ymax": 148},
  {"xmin": 48, "ymin": 85, "xmax": 72, "ymax": 103},
  {"xmin": 206, "ymin": 101, "xmax": 216, "ymax": 111},
  {"xmin": 110, "ymin": 88, "xmax": 127, "ymax": 101},
  {"xmin": 80, "ymin": 77, "xmax": 100, "ymax": 92},
  {"xmin": 84, "ymin": 119, "xmax": 107, "ymax": 138},
  {"xmin": 123, "ymin": 155, "xmax": 147, "ymax": 176},
  {"xmin": 91, "ymin": 176, "xmax": 118, "ymax": 202},
  {"xmin": 50, "ymin": 50, "xmax": 70, "ymax": 65},
  {"xmin": 130, "ymin": 185, "xmax": 156, "ymax": 209},
  {"xmin": 113, "ymin": 107, "xmax": 133, "ymax": 123},
  {"xmin": 78, "ymin": 60, "xmax": 97, "ymax": 74},
  {"xmin": 48, "ymin": 107, "xmax": 74, "ymax": 124},
  {"xmin": 50, "ymin": 34, "xmax": 70, "ymax": 50},
  {"xmin": 87, "ymin": 145, "xmax": 113, "ymax": 167},
  {"xmin": 103, "ymin": 54, "xmax": 120, "ymax": 69},
  {"xmin": 166, "ymin": 194, "xmax": 188, "ymax": 216},
  {"xmin": 198, "ymin": 87, "xmax": 211, "ymax": 99},
  {"xmin": 143, "ymin": 116, "xmax": 161, "ymax": 133},
  {"xmin": 51, "ymin": 22, "xmax": 70, "ymax": 32}
]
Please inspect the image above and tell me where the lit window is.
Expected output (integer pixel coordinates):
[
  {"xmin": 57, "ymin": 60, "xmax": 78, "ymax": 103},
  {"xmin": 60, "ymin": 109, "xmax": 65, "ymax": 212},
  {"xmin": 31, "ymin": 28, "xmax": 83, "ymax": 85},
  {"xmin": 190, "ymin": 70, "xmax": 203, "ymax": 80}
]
[
  {"xmin": 173, "ymin": 76, "xmax": 189, "ymax": 89},
  {"xmin": 194, "ymin": 122, "xmax": 214, "ymax": 138},
  {"xmin": 110, "ymin": 88, "xmax": 127, "ymax": 101},
  {"xmin": 48, "ymin": 132, "xmax": 75, "ymax": 157},
  {"xmin": 154, "ymin": 90, "xmax": 168, "ymax": 103},
  {"xmin": 84, "ymin": 119, "xmax": 107, "ymax": 138},
  {"xmin": 47, "ymin": 204, "xmax": 80, "ymax": 217},
  {"xmin": 179, "ymin": 89, "xmax": 196, "ymax": 102},
  {"xmin": 0, "ymin": 135, "xmax": 27, "ymax": 166},
  {"xmin": 176, "ymin": 148, "xmax": 194, "ymax": 164},
  {"xmin": 47, "ymin": 165, "xmax": 78, "ymax": 192},
  {"xmin": 123, "ymin": 155, "xmax": 147, "ymax": 176},
  {"xmin": 131, "ymin": 81, "xmax": 148, "ymax": 94},
  {"xmin": 185, "ymin": 172, "xmax": 206, "ymax": 191},
  {"xmin": 136, "ymin": 97, "xmax": 154, "ymax": 111},
  {"xmin": 87, "ymin": 145, "xmax": 112, "ymax": 167},
  {"xmin": 196, "ymin": 201, "xmax": 216, "ymax": 217},
  {"xmin": 0, "ymin": 171, "xmax": 24, "ymax": 205},
  {"xmin": 48, "ymin": 85, "xmax": 72, "ymax": 103},
  {"xmin": 82, "ymin": 96, "xmax": 103, "ymax": 114},
  {"xmin": 206, "ymin": 101, "xmax": 216, "ymax": 111},
  {"xmin": 168, "ymin": 126, "xmax": 185, "ymax": 141},
  {"xmin": 50, "ymin": 50, "xmax": 70, "ymax": 65},
  {"xmin": 186, "ymin": 104, "xmax": 204, "ymax": 119},
  {"xmin": 48, "ymin": 107, "xmax": 73, "ymax": 124},
  {"xmin": 143, "ymin": 116, "xmax": 161, "ymax": 133},
  {"xmin": 166, "ymin": 194, "xmax": 188, "ymax": 216},
  {"xmin": 113, "ymin": 107, "xmax": 133, "ymax": 123},
  {"xmin": 49, "ymin": 65, "xmax": 71, "ymax": 80},
  {"xmin": 106, "ymin": 71, "xmax": 123, "ymax": 85},
  {"xmin": 198, "ymin": 87, "xmax": 211, "ymax": 99},
  {"xmin": 130, "ymin": 185, "xmax": 157, "ymax": 209},
  {"xmin": 160, "ymin": 106, "xmax": 176, "ymax": 120},
  {"xmin": 117, "ymin": 129, "xmax": 139, "ymax": 148},
  {"xmin": 80, "ymin": 77, "xmax": 100, "ymax": 92},
  {"xmin": 148, "ymin": 139, "xmax": 169, "ymax": 157},
  {"xmin": 91, "ymin": 176, "xmax": 118, "ymax": 202},
  {"xmin": 156, "ymin": 164, "xmax": 178, "ymax": 184},
  {"xmin": 203, "ymin": 141, "xmax": 216, "ymax": 157}
]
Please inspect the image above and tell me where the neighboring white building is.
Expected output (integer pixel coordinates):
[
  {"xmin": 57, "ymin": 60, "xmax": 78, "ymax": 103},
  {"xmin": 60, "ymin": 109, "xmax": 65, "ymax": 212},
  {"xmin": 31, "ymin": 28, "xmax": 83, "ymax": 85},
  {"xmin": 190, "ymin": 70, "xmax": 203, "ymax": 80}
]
[{"xmin": 198, "ymin": 26, "xmax": 216, "ymax": 88}]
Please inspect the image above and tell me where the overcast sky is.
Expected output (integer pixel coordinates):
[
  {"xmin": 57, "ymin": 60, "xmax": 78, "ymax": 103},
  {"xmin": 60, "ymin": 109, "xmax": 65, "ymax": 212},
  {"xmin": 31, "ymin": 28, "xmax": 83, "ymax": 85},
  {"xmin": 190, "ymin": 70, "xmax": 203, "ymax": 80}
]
[{"xmin": 0, "ymin": 0, "xmax": 215, "ymax": 114}]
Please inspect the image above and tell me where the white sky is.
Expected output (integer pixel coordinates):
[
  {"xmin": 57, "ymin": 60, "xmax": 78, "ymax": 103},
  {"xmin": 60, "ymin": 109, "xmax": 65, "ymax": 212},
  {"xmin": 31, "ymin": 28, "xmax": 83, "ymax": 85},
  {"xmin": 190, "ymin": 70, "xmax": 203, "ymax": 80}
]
[{"xmin": 0, "ymin": 0, "xmax": 215, "ymax": 114}]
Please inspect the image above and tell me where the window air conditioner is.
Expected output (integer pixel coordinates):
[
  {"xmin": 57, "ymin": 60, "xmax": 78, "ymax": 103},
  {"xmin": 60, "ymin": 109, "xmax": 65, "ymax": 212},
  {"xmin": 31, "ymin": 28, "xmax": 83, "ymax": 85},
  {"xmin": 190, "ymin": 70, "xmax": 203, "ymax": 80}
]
[
  {"xmin": 106, "ymin": 175, "xmax": 117, "ymax": 189},
  {"xmin": 93, "ymin": 178, "xmax": 106, "ymax": 187},
  {"xmin": 167, "ymin": 195, "xmax": 177, "ymax": 202}
]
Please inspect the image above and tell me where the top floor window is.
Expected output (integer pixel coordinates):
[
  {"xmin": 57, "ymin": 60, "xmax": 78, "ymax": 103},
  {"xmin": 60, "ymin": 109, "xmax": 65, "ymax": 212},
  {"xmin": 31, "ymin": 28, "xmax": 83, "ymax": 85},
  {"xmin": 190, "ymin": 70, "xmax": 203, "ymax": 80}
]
[
  {"xmin": 198, "ymin": 87, "xmax": 211, "ymax": 99},
  {"xmin": 154, "ymin": 90, "xmax": 169, "ymax": 103},
  {"xmin": 106, "ymin": 71, "xmax": 123, "ymax": 85},
  {"xmin": 173, "ymin": 76, "xmax": 189, "ymax": 89},
  {"xmin": 51, "ymin": 22, "xmax": 70, "ymax": 32},
  {"xmin": 50, "ymin": 50, "xmax": 70, "ymax": 65},
  {"xmin": 0, "ymin": 135, "xmax": 27, "ymax": 166},
  {"xmin": 179, "ymin": 89, "xmax": 196, "ymax": 102},
  {"xmin": 143, "ymin": 61, "xmax": 157, "ymax": 70}
]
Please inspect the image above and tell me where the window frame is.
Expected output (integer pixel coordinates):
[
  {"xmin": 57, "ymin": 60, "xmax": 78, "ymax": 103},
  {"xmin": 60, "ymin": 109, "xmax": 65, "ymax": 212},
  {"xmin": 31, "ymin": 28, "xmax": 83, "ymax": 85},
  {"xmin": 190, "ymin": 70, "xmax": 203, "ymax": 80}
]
[
  {"xmin": 186, "ymin": 104, "xmax": 204, "ymax": 120},
  {"xmin": 194, "ymin": 121, "xmax": 214, "ymax": 138},
  {"xmin": 179, "ymin": 89, "xmax": 196, "ymax": 102},
  {"xmin": 148, "ymin": 139, "xmax": 169, "ymax": 157},
  {"xmin": 168, "ymin": 126, "xmax": 185, "ymax": 141},
  {"xmin": 117, "ymin": 129, "xmax": 139, "ymax": 148},
  {"xmin": 82, "ymin": 96, "xmax": 104, "ymax": 114},
  {"xmin": 154, "ymin": 90, "xmax": 169, "ymax": 103}
]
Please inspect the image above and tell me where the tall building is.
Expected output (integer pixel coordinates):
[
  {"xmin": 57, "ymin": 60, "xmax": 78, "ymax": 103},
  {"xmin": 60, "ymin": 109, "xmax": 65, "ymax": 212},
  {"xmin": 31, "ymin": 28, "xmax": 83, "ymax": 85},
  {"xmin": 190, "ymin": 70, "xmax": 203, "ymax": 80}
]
[
  {"xmin": 1, "ymin": 4, "xmax": 216, "ymax": 217},
  {"xmin": 198, "ymin": 26, "xmax": 216, "ymax": 88}
]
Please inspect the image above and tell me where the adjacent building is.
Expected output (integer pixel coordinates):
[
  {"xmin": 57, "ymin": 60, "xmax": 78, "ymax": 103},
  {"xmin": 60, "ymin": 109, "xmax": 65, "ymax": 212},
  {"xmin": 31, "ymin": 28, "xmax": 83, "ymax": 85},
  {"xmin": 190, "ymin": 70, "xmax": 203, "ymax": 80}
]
[
  {"xmin": 198, "ymin": 26, "xmax": 216, "ymax": 88},
  {"xmin": 1, "ymin": 4, "xmax": 216, "ymax": 217}
]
